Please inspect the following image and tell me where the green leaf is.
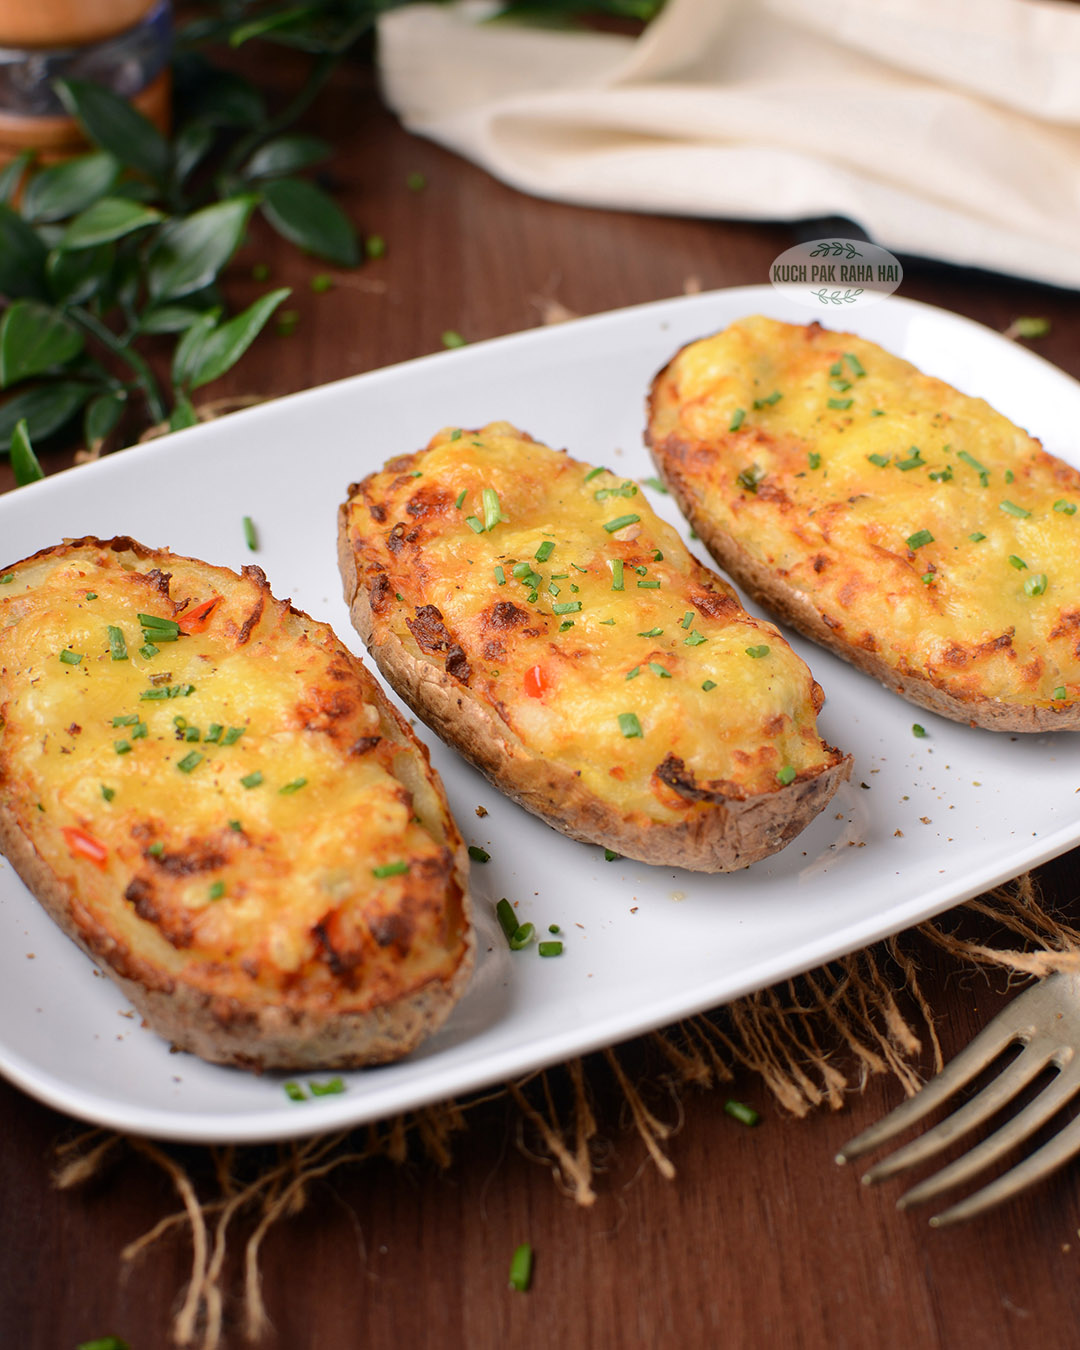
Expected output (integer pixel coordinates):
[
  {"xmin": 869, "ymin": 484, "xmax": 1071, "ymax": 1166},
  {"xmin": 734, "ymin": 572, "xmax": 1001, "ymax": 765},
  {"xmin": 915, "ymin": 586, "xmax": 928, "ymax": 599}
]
[
  {"xmin": 54, "ymin": 79, "xmax": 170, "ymax": 187},
  {"xmin": 21, "ymin": 152, "xmax": 121, "ymax": 224},
  {"xmin": 171, "ymin": 121, "xmax": 217, "ymax": 187},
  {"xmin": 147, "ymin": 196, "xmax": 257, "ymax": 300},
  {"xmin": 169, "ymin": 390, "xmax": 199, "ymax": 431},
  {"xmin": 84, "ymin": 389, "xmax": 127, "ymax": 450},
  {"xmin": 139, "ymin": 303, "xmax": 214, "ymax": 334},
  {"xmin": 186, "ymin": 288, "xmax": 291, "ymax": 390},
  {"xmin": 0, "ymin": 203, "xmax": 49, "ymax": 299},
  {"xmin": 10, "ymin": 418, "xmax": 44, "ymax": 485},
  {"xmin": 0, "ymin": 381, "xmax": 92, "ymax": 453},
  {"xmin": 46, "ymin": 241, "xmax": 115, "ymax": 305},
  {"xmin": 170, "ymin": 311, "xmax": 220, "ymax": 389},
  {"xmin": 61, "ymin": 197, "xmax": 163, "ymax": 249},
  {"xmin": 260, "ymin": 177, "xmax": 358, "ymax": 265},
  {"xmin": 240, "ymin": 134, "xmax": 330, "ymax": 181},
  {"xmin": 0, "ymin": 301, "xmax": 84, "ymax": 387},
  {"xmin": 175, "ymin": 65, "xmax": 266, "ymax": 128},
  {"xmin": 0, "ymin": 149, "xmax": 34, "ymax": 205},
  {"xmin": 229, "ymin": 5, "xmax": 317, "ymax": 47}
]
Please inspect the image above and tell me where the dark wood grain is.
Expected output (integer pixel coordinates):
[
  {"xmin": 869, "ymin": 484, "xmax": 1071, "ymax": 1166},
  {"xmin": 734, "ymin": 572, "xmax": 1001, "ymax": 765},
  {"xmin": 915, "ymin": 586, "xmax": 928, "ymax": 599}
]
[{"xmin": 3, "ymin": 53, "xmax": 1079, "ymax": 1350}]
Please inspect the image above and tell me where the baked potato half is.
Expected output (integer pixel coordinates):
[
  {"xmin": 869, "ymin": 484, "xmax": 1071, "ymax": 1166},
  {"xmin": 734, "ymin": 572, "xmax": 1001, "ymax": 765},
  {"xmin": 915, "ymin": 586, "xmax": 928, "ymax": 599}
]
[
  {"xmin": 0, "ymin": 537, "xmax": 473, "ymax": 1071},
  {"xmin": 339, "ymin": 422, "xmax": 850, "ymax": 872},
  {"xmin": 646, "ymin": 315, "xmax": 1080, "ymax": 731}
]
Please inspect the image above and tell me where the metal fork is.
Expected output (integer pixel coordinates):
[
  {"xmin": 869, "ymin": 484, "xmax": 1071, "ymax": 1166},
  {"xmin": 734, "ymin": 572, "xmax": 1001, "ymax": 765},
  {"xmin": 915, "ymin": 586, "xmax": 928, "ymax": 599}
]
[{"xmin": 836, "ymin": 970, "xmax": 1080, "ymax": 1226}]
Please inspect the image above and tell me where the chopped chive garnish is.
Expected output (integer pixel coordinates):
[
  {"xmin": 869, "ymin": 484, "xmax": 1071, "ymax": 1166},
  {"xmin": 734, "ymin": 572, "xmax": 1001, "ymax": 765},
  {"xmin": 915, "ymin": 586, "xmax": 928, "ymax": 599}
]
[
  {"xmin": 494, "ymin": 565, "xmax": 506, "ymax": 585},
  {"xmin": 133, "ymin": 721, "xmax": 149, "ymax": 740},
  {"xmin": 0, "ymin": 573, "xmax": 13, "ymax": 584},
  {"xmin": 776, "ymin": 765, "xmax": 796, "ymax": 786},
  {"xmin": 1024, "ymin": 573, "xmax": 1048, "ymax": 596},
  {"xmin": 958, "ymin": 450, "xmax": 988, "ymax": 476},
  {"xmin": 906, "ymin": 529, "xmax": 934, "ymax": 551},
  {"xmin": 637, "ymin": 579, "xmax": 660, "ymax": 589},
  {"xmin": 107, "ymin": 626, "xmax": 128, "ymax": 661},
  {"xmin": 625, "ymin": 666, "xmax": 641, "ymax": 680},
  {"xmin": 830, "ymin": 378, "xmax": 850, "ymax": 392},
  {"xmin": 527, "ymin": 590, "xmax": 539, "ymax": 604},
  {"xmin": 1053, "ymin": 687, "xmax": 1067, "ymax": 700},
  {"xmin": 603, "ymin": 514, "xmax": 641, "ymax": 534},
  {"xmin": 240, "ymin": 771, "xmax": 264, "ymax": 788},
  {"xmin": 867, "ymin": 454, "xmax": 890, "ymax": 468},
  {"xmin": 1005, "ymin": 469, "xmax": 1015, "ymax": 484},
  {"xmin": 1008, "ymin": 555, "xmax": 1027, "ymax": 570},
  {"xmin": 921, "ymin": 572, "xmax": 935, "ymax": 585},
  {"xmin": 552, "ymin": 601, "xmax": 581, "ymax": 614},
  {"xmin": 449, "ymin": 428, "xmax": 463, "ymax": 443},
  {"xmin": 441, "ymin": 330, "xmax": 466, "ymax": 348},
  {"xmin": 724, "ymin": 1099, "xmax": 761, "ymax": 1127},
  {"xmin": 643, "ymin": 476, "xmax": 669, "ymax": 493},
  {"xmin": 599, "ymin": 618, "xmax": 615, "ymax": 625},
  {"xmin": 284, "ymin": 1082, "xmax": 307, "ymax": 1102},
  {"xmin": 205, "ymin": 724, "xmax": 222, "ymax": 743},
  {"xmin": 638, "ymin": 627, "xmax": 663, "ymax": 638},
  {"xmin": 829, "ymin": 361, "xmax": 843, "ymax": 376},
  {"xmin": 684, "ymin": 631, "xmax": 706, "ymax": 646},
  {"xmin": 634, "ymin": 565, "xmax": 647, "ymax": 577},
  {"xmin": 570, "ymin": 563, "xmax": 587, "ymax": 573},
  {"xmin": 928, "ymin": 467, "xmax": 953, "ymax": 482},
  {"xmin": 137, "ymin": 613, "xmax": 180, "ymax": 633},
  {"xmin": 535, "ymin": 540, "xmax": 555, "ymax": 562},
  {"xmin": 1053, "ymin": 499, "xmax": 1077, "ymax": 515},
  {"xmin": 912, "ymin": 724, "xmax": 926, "ymax": 737},
  {"xmin": 113, "ymin": 714, "xmax": 138, "ymax": 726},
  {"xmin": 753, "ymin": 390, "xmax": 782, "ymax": 409},
  {"xmin": 279, "ymin": 778, "xmax": 308, "ymax": 794},
  {"xmin": 549, "ymin": 924, "xmax": 560, "ymax": 934},
  {"xmin": 584, "ymin": 466, "xmax": 606, "ymax": 483},
  {"xmin": 221, "ymin": 726, "xmax": 244, "ymax": 745},
  {"xmin": 548, "ymin": 582, "xmax": 560, "ymax": 597},
  {"xmin": 681, "ymin": 611, "xmax": 693, "ymax": 629},
  {"xmin": 702, "ymin": 679, "xmax": 717, "ymax": 691},
  {"xmin": 509, "ymin": 923, "xmax": 535, "ymax": 951},
  {"xmin": 512, "ymin": 562, "xmax": 532, "ymax": 579},
  {"xmin": 468, "ymin": 845, "xmax": 490, "ymax": 863},
  {"xmin": 870, "ymin": 409, "xmax": 885, "ymax": 417},
  {"xmin": 59, "ymin": 649, "xmax": 83, "ymax": 665},
  {"xmin": 827, "ymin": 397, "xmax": 853, "ymax": 411},
  {"xmin": 736, "ymin": 465, "xmax": 764, "ymax": 492},
  {"xmin": 482, "ymin": 487, "xmax": 505, "ymax": 531},
  {"xmin": 604, "ymin": 849, "xmax": 619, "ymax": 861},
  {"xmin": 729, "ymin": 408, "xmax": 745, "ymax": 431},
  {"xmin": 610, "ymin": 559, "xmax": 624, "ymax": 591},
  {"xmin": 509, "ymin": 1244, "xmax": 533, "ymax": 1292},
  {"xmin": 496, "ymin": 899, "xmax": 519, "ymax": 941},
  {"xmin": 618, "ymin": 712, "xmax": 643, "ymax": 738},
  {"xmin": 140, "ymin": 643, "xmax": 159, "ymax": 659},
  {"xmin": 182, "ymin": 726, "xmax": 198, "ymax": 741},
  {"xmin": 243, "ymin": 516, "xmax": 258, "ymax": 551},
  {"xmin": 465, "ymin": 516, "xmax": 484, "ymax": 534},
  {"xmin": 745, "ymin": 645, "xmax": 770, "ymax": 659},
  {"xmin": 1000, "ymin": 500, "xmax": 1031, "ymax": 519},
  {"xmin": 309, "ymin": 1077, "xmax": 346, "ymax": 1096},
  {"xmin": 372, "ymin": 860, "xmax": 409, "ymax": 878},
  {"xmin": 229, "ymin": 819, "xmax": 243, "ymax": 831},
  {"xmin": 895, "ymin": 449, "xmax": 925, "ymax": 470},
  {"xmin": 808, "ymin": 452, "xmax": 821, "ymax": 470},
  {"xmin": 454, "ymin": 488, "xmax": 467, "ymax": 509},
  {"xmin": 148, "ymin": 841, "xmax": 164, "ymax": 856},
  {"xmin": 177, "ymin": 751, "xmax": 203, "ymax": 773},
  {"xmin": 648, "ymin": 662, "xmax": 671, "ymax": 678},
  {"xmin": 844, "ymin": 353, "xmax": 866, "ymax": 377},
  {"xmin": 209, "ymin": 881, "xmax": 225, "ymax": 900},
  {"xmin": 969, "ymin": 532, "xmax": 986, "ymax": 542},
  {"xmin": 101, "ymin": 785, "xmax": 115, "ymax": 802},
  {"xmin": 538, "ymin": 941, "xmax": 563, "ymax": 957}
]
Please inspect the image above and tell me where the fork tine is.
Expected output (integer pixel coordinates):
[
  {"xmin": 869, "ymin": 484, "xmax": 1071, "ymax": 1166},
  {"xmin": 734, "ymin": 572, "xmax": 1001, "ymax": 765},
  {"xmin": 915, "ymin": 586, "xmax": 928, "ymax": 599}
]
[
  {"xmin": 925, "ymin": 1106, "xmax": 1080, "ymax": 1228},
  {"xmin": 859, "ymin": 1043, "xmax": 1054, "ymax": 1184},
  {"xmin": 896, "ymin": 1063, "xmax": 1080, "ymax": 1210},
  {"xmin": 836, "ymin": 1008, "xmax": 1028, "ymax": 1164}
]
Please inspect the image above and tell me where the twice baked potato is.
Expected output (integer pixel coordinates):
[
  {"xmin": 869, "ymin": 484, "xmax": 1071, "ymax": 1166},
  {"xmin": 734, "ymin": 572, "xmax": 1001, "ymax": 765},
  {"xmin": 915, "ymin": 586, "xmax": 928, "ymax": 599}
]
[
  {"xmin": 339, "ymin": 422, "xmax": 850, "ymax": 872},
  {"xmin": 0, "ymin": 537, "xmax": 473, "ymax": 1071},
  {"xmin": 647, "ymin": 315, "xmax": 1080, "ymax": 731}
]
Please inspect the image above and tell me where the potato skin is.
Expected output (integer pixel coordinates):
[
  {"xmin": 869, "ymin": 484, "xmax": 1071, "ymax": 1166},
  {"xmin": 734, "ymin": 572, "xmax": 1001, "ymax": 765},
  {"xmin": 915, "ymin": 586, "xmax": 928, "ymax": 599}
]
[
  {"xmin": 339, "ymin": 424, "xmax": 850, "ymax": 872},
  {"xmin": 0, "ymin": 538, "xmax": 473, "ymax": 1071},
  {"xmin": 647, "ymin": 316, "xmax": 1080, "ymax": 732}
]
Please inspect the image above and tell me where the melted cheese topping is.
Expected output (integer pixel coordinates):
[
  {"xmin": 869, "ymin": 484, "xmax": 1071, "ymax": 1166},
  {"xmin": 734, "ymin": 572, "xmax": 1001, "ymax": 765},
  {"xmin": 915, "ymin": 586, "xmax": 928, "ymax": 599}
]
[
  {"xmin": 346, "ymin": 424, "xmax": 844, "ymax": 818},
  {"xmin": 0, "ymin": 546, "xmax": 465, "ymax": 1006},
  {"xmin": 649, "ymin": 317, "xmax": 1080, "ymax": 708}
]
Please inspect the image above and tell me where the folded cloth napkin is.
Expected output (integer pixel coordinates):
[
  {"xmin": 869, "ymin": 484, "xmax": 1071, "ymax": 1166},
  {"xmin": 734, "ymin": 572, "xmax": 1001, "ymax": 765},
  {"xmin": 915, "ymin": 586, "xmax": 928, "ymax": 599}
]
[{"xmin": 378, "ymin": 0, "xmax": 1080, "ymax": 290}]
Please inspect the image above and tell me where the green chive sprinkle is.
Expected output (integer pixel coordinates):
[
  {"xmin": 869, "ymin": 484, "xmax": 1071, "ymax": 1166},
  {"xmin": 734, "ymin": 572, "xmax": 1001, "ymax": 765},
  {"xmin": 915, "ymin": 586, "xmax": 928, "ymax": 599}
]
[
  {"xmin": 101, "ymin": 785, "xmax": 115, "ymax": 802},
  {"xmin": 552, "ymin": 601, "xmax": 581, "ymax": 614},
  {"xmin": 137, "ymin": 613, "xmax": 180, "ymax": 633},
  {"xmin": 241, "ymin": 771, "xmax": 264, "ymax": 789},
  {"xmin": 133, "ymin": 721, "xmax": 149, "ymax": 740},
  {"xmin": 113, "ymin": 715, "xmax": 138, "ymax": 726},
  {"xmin": 958, "ymin": 450, "xmax": 988, "ymax": 481},
  {"xmin": 548, "ymin": 582, "xmax": 560, "ymax": 597},
  {"xmin": 209, "ymin": 881, "xmax": 225, "ymax": 900},
  {"xmin": 745, "ymin": 645, "xmax": 770, "ymax": 659},
  {"xmin": 1053, "ymin": 499, "xmax": 1076, "ymax": 515},
  {"xmin": 229, "ymin": 819, "xmax": 243, "ymax": 831},
  {"xmin": 928, "ymin": 467, "xmax": 953, "ymax": 482},
  {"xmin": 584, "ymin": 466, "xmax": 605, "ymax": 483},
  {"xmin": 829, "ymin": 361, "xmax": 843, "ymax": 376},
  {"xmin": 538, "ymin": 941, "xmax": 563, "ymax": 957},
  {"xmin": 684, "ymin": 631, "xmax": 706, "ymax": 646},
  {"xmin": 279, "ymin": 778, "xmax": 308, "ymax": 794},
  {"xmin": 1000, "ymin": 500, "xmax": 1031, "ymax": 519},
  {"xmin": 494, "ymin": 565, "xmax": 506, "ymax": 585},
  {"xmin": 0, "ymin": 573, "xmax": 14, "ymax": 584},
  {"xmin": 455, "ymin": 488, "xmax": 467, "ymax": 509},
  {"xmin": 895, "ymin": 449, "xmax": 925, "ymax": 471},
  {"xmin": 140, "ymin": 643, "xmax": 159, "ymax": 659},
  {"xmin": 482, "ymin": 487, "xmax": 504, "ymax": 531},
  {"xmin": 509, "ymin": 1244, "xmax": 533, "ymax": 1292},
  {"xmin": 702, "ymin": 679, "xmax": 717, "ymax": 691},
  {"xmin": 618, "ymin": 712, "xmax": 643, "ymax": 738},
  {"xmin": 148, "ymin": 841, "xmax": 164, "ymax": 857},
  {"xmin": 906, "ymin": 529, "xmax": 934, "ymax": 551},
  {"xmin": 468, "ymin": 845, "xmax": 490, "ymax": 863},
  {"xmin": 604, "ymin": 849, "xmax": 619, "ymax": 861},
  {"xmin": 828, "ymin": 398, "xmax": 853, "ymax": 411},
  {"xmin": 870, "ymin": 409, "xmax": 885, "ymax": 417},
  {"xmin": 450, "ymin": 428, "xmax": 463, "ymax": 441},
  {"xmin": 729, "ymin": 408, "xmax": 745, "ymax": 432},
  {"xmin": 680, "ymin": 611, "xmax": 693, "ymax": 629},
  {"xmin": 509, "ymin": 923, "xmax": 535, "ymax": 951},
  {"xmin": 59, "ymin": 649, "xmax": 83, "ymax": 665},
  {"xmin": 610, "ymin": 559, "xmax": 624, "ymax": 591},
  {"xmin": 284, "ymin": 1082, "xmax": 307, "ymax": 1102},
  {"xmin": 1053, "ymin": 687, "xmax": 1067, "ymax": 700},
  {"xmin": 724, "ymin": 1099, "xmax": 761, "ymax": 1127},
  {"xmin": 651, "ymin": 549, "xmax": 663, "ymax": 562},
  {"xmin": 107, "ymin": 626, "xmax": 128, "ymax": 661},
  {"xmin": 634, "ymin": 565, "xmax": 647, "ymax": 577},
  {"xmin": 1005, "ymin": 469, "xmax": 1015, "ymax": 484},
  {"xmin": 373, "ymin": 860, "xmax": 409, "ymax": 878},
  {"xmin": 637, "ymin": 579, "xmax": 660, "ymax": 589},
  {"xmin": 643, "ymin": 476, "xmax": 669, "ymax": 493},
  {"xmin": 776, "ymin": 765, "xmax": 796, "ymax": 786},
  {"xmin": 441, "ymin": 330, "xmax": 466, "ymax": 349},
  {"xmin": 912, "ymin": 724, "xmax": 927, "ymax": 738},
  {"xmin": 548, "ymin": 924, "xmax": 560, "ymax": 934},
  {"xmin": 969, "ymin": 532, "xmax": 986, "ymax": 543},
  {"xmin": 625, "ymin": 666, "xmax": 640, "ymax": 680},
  {"xmin": 867, "ymin": 454, "xmax": 890, "ymax": 468},
  {"xmin": 221, "ymin": 726, "xmax": 244, "ymax": 745},
  {"xmin": 921, "ymin": 572, "xmax": 935, "ymax": 585},
  {"xmin": 309, "ymin": 1077, "xmax": 346, "ymax": 1096},
  {"xmin": 648, "ymin": 662, "xmax": 671, "ymax": 678},
  {"xmin": 177, "ymin": 751, "xmax": 203, "ymax": 773},
  {"xmin": 535, "ymin": 540, "xmax": 555, "ymax": 563},
  {"xmin": 1008, "ymin": 555, "xmax": 1028, "ymax": 570},
  {"xmin": 1024, "ymin": 573, "xmax": 1048, "ymax": 596},
  {"xmin": 844, "ymin": 353, "xmax": 866, "ymax": 377},
  {"xmin": 496, "ymin": 899, "xmax": 519, "ymax": 941},
  {"xmin": 603, "ymin": 514, "xmax": 641, "ymax": 534},
  {"xmin": 512, "ymin": 561, "xmax": 532, "ymax": 579},
  {"xmin": 753, "ymin": 390, "xmax": 782, "ymax": 409},
  {"xmin": 465, "ymin": 515, "xmax": 484, "ymax": 534},
  {"xmin": 638, "ymin": 627, "xmax": 663, "ymax": 638},
  {"xmin": 808, "ymin": 452, "xmax": 821, "ymax": 470}
]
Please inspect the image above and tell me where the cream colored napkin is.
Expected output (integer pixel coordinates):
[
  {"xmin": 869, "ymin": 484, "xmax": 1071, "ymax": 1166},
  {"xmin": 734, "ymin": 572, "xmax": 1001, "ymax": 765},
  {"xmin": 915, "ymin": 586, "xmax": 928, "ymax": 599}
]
[{"xmin": 378, "ymin": 0, "xmax": 1080, "ymax": 290}]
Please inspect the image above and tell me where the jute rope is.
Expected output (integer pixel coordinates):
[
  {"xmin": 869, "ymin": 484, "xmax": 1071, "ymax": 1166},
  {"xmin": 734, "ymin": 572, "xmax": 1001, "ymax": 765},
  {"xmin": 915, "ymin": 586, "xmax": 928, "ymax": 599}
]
[{"xmin": 50, "ymin": 873, "xmax": 1080, "ymax": 1350}]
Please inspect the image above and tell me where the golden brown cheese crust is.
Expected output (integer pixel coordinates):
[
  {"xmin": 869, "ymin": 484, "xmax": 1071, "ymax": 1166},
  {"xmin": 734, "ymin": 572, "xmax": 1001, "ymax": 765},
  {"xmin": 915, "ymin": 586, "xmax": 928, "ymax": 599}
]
[
  {"xmin": 338, "ymin": 423, "xmax": 850, "ymax": 872},
  {"xmin": 646, "ymin": 315, "xmax": 1080, "ymax": 731},
  {"xmin": 0, "ymin": 537, "xmax": 473, "ymax": 1070}
]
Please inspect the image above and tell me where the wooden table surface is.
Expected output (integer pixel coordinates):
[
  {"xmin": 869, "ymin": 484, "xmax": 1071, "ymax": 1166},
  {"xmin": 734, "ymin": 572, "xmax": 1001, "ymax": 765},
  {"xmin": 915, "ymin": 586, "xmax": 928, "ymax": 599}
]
[{"xmin": 3, "ymin": 49, "xmax": 1080, "ymax": 1350}]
